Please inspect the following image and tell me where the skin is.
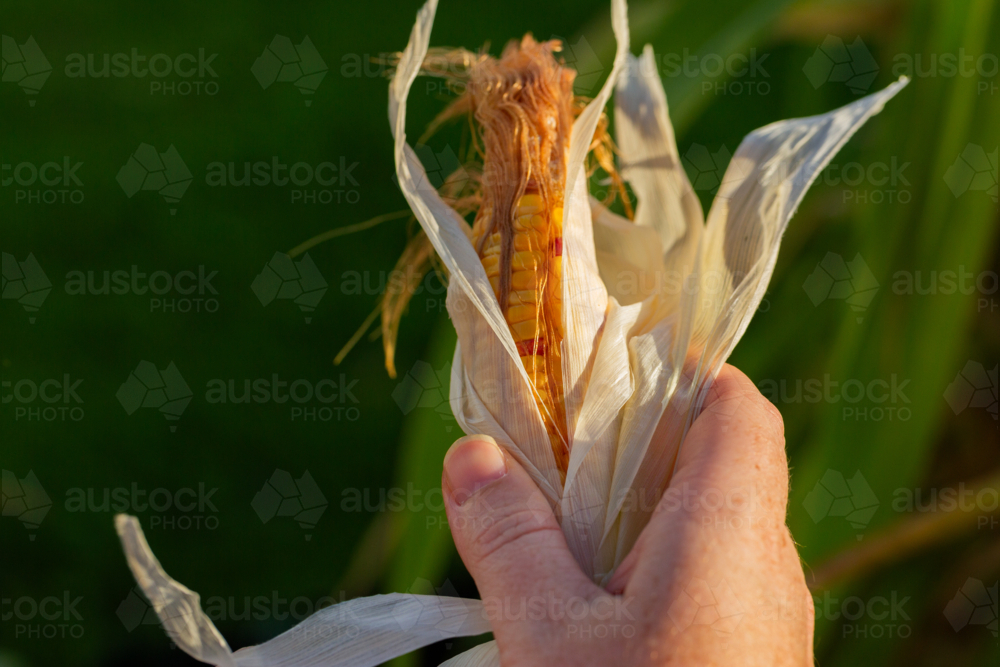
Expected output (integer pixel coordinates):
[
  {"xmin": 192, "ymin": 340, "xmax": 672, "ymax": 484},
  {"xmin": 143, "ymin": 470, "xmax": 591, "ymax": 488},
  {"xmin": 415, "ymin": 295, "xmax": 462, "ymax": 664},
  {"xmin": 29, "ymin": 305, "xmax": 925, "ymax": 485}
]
[{"xmin": 442, "ymin": 364, "xmax": 815, "ymax": 666}]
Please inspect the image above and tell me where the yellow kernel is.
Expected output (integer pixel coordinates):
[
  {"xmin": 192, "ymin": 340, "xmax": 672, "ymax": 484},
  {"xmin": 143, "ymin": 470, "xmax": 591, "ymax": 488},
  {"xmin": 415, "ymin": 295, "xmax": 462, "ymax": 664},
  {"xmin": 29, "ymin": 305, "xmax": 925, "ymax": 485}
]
[
  {"xmin": 550, "ymin": 300, "xmax": 562, "ymax": 324},
  {"xmin": 511, "ymin": 320, "xmax": 537, "ymax": 341},
  {"xmin": 514, "ymin": 214, "xmax": 536, "ymax": 232},
  {"xmin": 507, "ymin": 304, "xmax": 537, "ymax": 324},
  {"xmin": 513, "ymin": 233, "xmax": 534, "ymax": 251},
  {"xmin": 552, "ymin": 207, "xmax": 563, "ymax": 224},
  {"xmin": 517, "ymin": 194, "xmax": 543, "ymax": 214},
  {"xmin": 520, "ymin": 354, "xmax": 544, "ymax": 373},
  {"xmin": 511, "ymin": 270, "xmax": 535, "ymax": 290},
  {"xmin": 510, "ymin": 289, "xmax": 537, "ymax": 305},
  {"xmin": 481, "ymin": 255, "xmax": 500, "ymax": 275},
  {"xmin": 512, "ymin": 250, "xmax": 543, "ymax": 270},
  {"xmin": 550, "ymin": 256, "xmax": 562, "ymax": 278}
]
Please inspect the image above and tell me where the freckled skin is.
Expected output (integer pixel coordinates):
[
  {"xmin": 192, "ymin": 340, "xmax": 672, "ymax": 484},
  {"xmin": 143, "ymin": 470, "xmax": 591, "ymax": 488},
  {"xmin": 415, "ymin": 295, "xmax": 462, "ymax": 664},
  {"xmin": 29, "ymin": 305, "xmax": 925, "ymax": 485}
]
[{"xmin": 443, "ymin": 366, "xmax": 815, "ymax": 666}]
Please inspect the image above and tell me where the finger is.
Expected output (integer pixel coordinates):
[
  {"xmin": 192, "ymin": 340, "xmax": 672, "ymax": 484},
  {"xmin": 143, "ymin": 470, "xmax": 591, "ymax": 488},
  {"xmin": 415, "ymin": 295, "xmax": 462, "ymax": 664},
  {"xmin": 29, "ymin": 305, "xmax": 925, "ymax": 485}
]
[
  {"xmin": 606, "ymin": 364, "xmax": 791, "ymax": 595},
  {"xmin": 442, "ymin": 435, "xmax": 600, "ymax": 646},
  {"xmin": 673, "ymin": 363, "xmax": 788, "ymax": 506},
  {"xmin": 628, "ymin": 365, "xmax": 812, "ymax": 662}
]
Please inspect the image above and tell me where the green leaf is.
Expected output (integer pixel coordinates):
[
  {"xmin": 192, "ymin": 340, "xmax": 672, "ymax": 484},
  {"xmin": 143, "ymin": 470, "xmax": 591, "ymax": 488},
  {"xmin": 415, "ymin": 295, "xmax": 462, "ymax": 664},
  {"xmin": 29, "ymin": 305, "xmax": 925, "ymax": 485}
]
[{"xmin": 381, "ymin": 316, "xmax": 462, "ymax": 666}]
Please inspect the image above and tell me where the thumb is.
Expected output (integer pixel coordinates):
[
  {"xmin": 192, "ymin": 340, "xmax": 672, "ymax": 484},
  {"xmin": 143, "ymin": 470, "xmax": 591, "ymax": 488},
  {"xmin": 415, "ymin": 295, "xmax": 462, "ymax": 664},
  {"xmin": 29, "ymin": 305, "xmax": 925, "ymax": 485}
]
[{"xmin": 442, "ymin": 435, "xmax": 597, "ymax": 624}]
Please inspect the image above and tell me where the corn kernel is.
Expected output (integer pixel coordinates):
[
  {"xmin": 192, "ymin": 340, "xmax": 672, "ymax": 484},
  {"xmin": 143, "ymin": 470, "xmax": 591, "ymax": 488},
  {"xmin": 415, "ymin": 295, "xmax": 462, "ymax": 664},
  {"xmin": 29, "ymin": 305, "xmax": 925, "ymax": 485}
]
[
  {"xmin": 516, "ymin": 194, "xmax": 543, "ymax": 214},
  {"xmin": 507, "ymin": 304, "xmax": 537, "ymax": 324},
  {"xmin": 511, "ymin": 270, "xmax": 535, "ymax": 290},
  {"xmin": 512, "ymin": 250, "xmax": 544, "ymax": 270},
  {"xmin": 511, "ymin": 319, "xmax": 537, "ymax": 341},
  {"xmin": 513, "ymin": 233, "xmax": 534, "ymax": 251},
  {"xmin": 512, "ymin": 289, "xmax": 537, "ymax": 305}
]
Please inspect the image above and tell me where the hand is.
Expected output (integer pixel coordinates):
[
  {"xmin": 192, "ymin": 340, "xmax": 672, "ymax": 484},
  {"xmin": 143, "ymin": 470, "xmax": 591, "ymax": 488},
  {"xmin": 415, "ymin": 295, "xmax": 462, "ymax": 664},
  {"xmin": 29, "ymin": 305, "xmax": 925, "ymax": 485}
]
[{"xmin": 441, "ymin": 364, "xmax": 814, "ymax": 666}]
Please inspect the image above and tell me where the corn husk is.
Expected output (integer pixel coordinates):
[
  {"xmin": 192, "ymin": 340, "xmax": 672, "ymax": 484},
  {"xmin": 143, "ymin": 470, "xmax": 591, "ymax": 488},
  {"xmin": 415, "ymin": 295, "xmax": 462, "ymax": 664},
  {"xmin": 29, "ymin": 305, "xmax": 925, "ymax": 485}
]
[{"xmin": 115, "ymin": 0, "xmax": 908, "ymax": 664}]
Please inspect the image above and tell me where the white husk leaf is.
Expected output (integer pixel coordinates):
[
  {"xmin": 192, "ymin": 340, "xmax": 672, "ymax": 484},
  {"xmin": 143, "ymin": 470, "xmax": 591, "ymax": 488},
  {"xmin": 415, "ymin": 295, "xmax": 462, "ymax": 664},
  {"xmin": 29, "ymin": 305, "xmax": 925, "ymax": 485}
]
[
  {"xmin": 438, "ymin": 640, "xmax": 500, "ymax": 666},
  {"xmin": 114, "ymin": 0, "xmax": 909, "ymax": 663},
  {"xmin": 115, "ymin": 515, "xmax": 490, "ymax": 667}
]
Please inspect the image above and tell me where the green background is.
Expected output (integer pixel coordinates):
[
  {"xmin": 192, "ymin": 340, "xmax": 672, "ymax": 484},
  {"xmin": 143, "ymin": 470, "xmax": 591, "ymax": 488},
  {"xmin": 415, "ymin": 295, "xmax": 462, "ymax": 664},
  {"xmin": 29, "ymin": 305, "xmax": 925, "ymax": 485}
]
[{"xmin": 2, "ymin": 0, "xmax": 997, "ymax": 665}]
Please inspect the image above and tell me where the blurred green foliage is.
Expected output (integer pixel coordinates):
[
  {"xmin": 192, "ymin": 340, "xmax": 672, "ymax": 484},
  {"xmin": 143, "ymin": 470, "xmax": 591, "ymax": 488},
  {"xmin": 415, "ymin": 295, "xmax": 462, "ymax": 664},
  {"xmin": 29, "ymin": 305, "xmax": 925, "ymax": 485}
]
[{"xmin": 2, "ymin": 1, "xmax": 997, "ymax": 666}]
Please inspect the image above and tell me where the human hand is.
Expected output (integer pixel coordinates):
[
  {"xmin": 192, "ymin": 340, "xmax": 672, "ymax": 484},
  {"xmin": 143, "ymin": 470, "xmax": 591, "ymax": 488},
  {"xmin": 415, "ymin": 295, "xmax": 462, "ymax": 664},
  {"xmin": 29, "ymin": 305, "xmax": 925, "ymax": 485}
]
[{"xmin": 441, "ymin": 364, "xmax": 814, "ymax": 666}]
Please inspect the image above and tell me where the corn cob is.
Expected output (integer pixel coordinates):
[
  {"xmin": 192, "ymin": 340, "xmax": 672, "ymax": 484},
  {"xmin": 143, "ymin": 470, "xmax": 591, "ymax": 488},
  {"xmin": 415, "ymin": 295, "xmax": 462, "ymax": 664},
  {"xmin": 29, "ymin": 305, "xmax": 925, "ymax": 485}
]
[
  {"xmin": 465, "ymin": 36, "xmax": 575, "ymax": 478},
  {"xmin": 473, "ymin": 187, "xmax": 569, "ymax": 475}
]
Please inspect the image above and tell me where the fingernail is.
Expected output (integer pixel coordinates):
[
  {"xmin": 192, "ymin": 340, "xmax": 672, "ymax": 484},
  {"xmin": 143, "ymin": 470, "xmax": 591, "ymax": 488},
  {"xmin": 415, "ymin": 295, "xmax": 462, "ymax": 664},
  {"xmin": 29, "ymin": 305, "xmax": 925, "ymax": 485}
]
[{"xmin": 443, "ymin": 435, "xmax": 507, "ymax": 506}]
